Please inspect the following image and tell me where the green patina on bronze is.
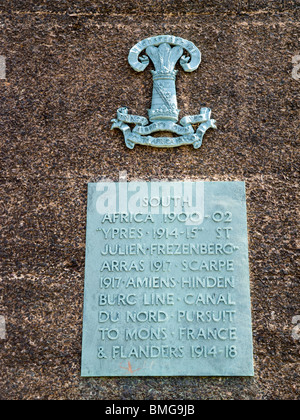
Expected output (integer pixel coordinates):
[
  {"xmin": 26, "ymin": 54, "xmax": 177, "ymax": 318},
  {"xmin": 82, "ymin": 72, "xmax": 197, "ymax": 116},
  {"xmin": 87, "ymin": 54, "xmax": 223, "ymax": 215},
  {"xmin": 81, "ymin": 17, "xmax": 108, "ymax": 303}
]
[
  {"xmin": 81, "ymin": 181, "xmax": 253, "ymax": 377},
  {"xmin": 112, "ymin": 35, "xmax": 217, "ymax": 149}
]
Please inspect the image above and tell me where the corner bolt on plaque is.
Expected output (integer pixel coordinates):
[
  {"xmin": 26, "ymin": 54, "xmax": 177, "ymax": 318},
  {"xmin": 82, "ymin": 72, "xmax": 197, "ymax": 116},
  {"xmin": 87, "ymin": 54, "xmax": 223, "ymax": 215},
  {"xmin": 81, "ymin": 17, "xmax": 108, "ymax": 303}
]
[{"xmin": 111, "ymin": 35, "xmax": 217, "ymax": 149}]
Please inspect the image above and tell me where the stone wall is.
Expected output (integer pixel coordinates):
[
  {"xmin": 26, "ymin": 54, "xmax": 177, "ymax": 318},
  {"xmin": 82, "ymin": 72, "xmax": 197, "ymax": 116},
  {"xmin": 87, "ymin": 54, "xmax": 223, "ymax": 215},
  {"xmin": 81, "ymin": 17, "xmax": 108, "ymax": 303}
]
[{"xmin": 0, "ymin": 0, "xmax": 299, "ymax": 399}]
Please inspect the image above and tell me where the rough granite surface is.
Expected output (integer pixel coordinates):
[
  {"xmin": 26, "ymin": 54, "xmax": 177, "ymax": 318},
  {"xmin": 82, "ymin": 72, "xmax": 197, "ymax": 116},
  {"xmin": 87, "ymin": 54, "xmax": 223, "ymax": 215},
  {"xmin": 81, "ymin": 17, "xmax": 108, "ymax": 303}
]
[{"xmin": 0, "ymin": 0, "xmax": 299, "ymax": 400}]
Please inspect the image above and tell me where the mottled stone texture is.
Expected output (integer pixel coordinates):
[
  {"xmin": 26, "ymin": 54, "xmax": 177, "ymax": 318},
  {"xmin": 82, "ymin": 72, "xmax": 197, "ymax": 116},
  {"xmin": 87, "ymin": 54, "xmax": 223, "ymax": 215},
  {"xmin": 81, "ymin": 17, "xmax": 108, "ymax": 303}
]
[{"xmin": 0, "ymin": 0, "xmax": 299, "ymax": 400}]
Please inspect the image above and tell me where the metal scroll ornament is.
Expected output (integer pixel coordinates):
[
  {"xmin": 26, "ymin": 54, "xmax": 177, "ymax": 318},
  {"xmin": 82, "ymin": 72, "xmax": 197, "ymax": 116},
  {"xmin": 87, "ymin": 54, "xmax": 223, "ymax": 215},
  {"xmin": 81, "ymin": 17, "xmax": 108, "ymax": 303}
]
[{"xmin": 111, "ymin": 35, "xmax": 217, "ymax": 149}]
